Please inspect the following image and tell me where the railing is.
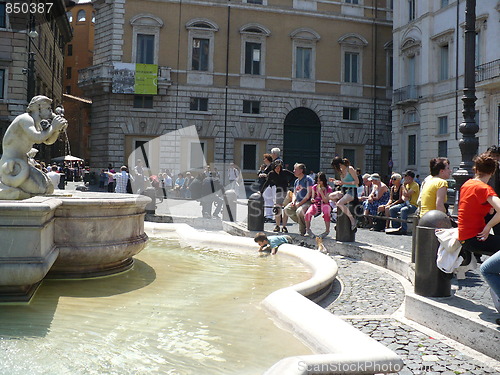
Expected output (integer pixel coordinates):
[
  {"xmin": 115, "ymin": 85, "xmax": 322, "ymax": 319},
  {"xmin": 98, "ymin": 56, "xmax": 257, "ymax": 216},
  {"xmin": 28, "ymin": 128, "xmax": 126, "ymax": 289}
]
[
  {"xmin": 393, "ymin": 85, "xmax": 420, "ymax": 104},
  {"xmin": 476, "ymin": 59, "xmax": 500, "ymax": 83}
]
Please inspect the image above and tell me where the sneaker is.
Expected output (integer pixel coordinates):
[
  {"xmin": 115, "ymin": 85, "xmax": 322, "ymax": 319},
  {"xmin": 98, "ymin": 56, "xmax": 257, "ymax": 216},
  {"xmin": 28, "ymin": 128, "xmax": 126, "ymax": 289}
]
[
  {"xmin": 281, "ymin": 226, "xmax": 288, "ymax": 233},
  {"xmin": 273, "ymin": 225, "xmax": 280, "ymax": 232}
]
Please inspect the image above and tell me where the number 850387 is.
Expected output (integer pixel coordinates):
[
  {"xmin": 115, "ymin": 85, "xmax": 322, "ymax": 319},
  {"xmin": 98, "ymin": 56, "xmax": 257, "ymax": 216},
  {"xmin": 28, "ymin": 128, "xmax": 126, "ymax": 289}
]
[{"xmin": 6, "ymin": 2, "xmax": 53, "ymax": 14}]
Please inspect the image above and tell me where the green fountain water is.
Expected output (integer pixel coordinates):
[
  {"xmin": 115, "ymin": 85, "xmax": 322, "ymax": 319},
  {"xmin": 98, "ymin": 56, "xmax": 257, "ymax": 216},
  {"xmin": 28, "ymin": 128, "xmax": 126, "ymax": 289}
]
[{"xmin": 0, "ymin": 238, "xmax": 311, "ymax": 374}]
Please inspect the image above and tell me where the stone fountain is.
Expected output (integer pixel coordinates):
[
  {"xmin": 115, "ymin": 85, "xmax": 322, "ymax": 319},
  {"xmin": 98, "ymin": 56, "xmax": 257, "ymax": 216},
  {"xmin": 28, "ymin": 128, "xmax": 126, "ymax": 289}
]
[{"xmin": 0, "ymin": 96, "xmax": 149, "ymax": 302}]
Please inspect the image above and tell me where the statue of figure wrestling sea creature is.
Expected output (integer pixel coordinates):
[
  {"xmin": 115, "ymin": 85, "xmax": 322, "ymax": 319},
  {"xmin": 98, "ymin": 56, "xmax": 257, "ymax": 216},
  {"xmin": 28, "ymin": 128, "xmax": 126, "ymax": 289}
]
[{"xmin": 0, "ymin": 96, "xmax": 68, "ymax": 199}]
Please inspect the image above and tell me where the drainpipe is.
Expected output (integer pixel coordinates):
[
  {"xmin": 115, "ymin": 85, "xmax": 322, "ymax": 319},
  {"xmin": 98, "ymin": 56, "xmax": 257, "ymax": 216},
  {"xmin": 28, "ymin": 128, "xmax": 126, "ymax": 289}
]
[
  {"xmin": 223, "ymin": 0, "xmax": 231, "ymax": 185},
  {"xmin": 371, "ymin": 2, "xmax": 378, "ymax": 173}
]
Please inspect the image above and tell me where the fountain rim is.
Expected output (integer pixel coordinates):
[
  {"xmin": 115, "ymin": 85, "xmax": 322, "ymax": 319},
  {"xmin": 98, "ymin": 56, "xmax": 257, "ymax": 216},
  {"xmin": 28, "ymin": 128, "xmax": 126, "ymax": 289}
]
[{"xmin": 144, "ymin": 222, "xmax": 404, "ymax": 375}]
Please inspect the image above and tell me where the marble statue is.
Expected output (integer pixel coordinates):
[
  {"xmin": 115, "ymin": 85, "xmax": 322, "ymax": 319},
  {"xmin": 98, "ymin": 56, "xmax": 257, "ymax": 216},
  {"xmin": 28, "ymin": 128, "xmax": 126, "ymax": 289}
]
[{"xmin": 0, "ymin": 95, "xmax": 68, "ymax": 199}]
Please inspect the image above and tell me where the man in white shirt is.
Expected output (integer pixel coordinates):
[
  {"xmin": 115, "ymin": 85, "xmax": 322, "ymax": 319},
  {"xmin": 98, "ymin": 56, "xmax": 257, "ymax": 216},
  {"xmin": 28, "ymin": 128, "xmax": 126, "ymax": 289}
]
[{"xmin": 47, "ymin": 165, "xmax": 61, "ymax": 189}]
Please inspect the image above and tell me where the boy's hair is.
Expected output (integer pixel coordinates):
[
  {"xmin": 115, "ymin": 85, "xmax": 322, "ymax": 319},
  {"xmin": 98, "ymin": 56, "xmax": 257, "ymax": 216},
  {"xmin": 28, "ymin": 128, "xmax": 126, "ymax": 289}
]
[
  {"xmin": 254, "ymin": 232, "xmax": 268, "ymax": 243},
  {"xmin": 473, "ymin": 152, "xmax": 498, "ymax": 176}
]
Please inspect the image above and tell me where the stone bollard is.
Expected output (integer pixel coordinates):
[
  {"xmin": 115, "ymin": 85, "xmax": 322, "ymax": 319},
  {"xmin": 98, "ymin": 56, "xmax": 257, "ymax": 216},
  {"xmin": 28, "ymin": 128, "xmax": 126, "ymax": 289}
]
[
  {"xmin": 335, "ymin": 202, "xmax": 356, "ymax": 242},
  {"xmin": 222, "ymin": 189, "xmax": 237, "ymax": 222},
  {"xmin": 142, "ymin": 187, "xmax": 156, "ymax": 215},
  {"xmin": 247, "ymin": 192, "xmax": 264, "ymax": 231},
  {"xmin": 414, "ymin": 210, "xmax": 452, "ymax": 297}
]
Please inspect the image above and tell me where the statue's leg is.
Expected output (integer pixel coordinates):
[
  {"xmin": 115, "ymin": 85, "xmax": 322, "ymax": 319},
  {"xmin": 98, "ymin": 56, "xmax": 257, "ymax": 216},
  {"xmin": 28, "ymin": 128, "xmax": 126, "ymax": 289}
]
[{"xmin": 20, "ymin": 166, "xmax": 54, "ymax": 195}]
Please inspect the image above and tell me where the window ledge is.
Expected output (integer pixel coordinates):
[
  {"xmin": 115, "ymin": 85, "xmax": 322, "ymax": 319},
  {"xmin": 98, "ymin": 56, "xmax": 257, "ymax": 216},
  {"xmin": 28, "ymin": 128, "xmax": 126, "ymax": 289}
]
[
  {"xmin": 340, "ymin": 120, "xmax": 363, "ymax": 125},
  {"xmin": 187, "ymin": 110, "xmax": 213, "ymax": 115},
  {"xmin": 240, "ymin": 113, "xmax": 264, "ymax": 118},
  {"xmin": 131, "ymin": 108, "xmax": 154, "ymax": 112}
]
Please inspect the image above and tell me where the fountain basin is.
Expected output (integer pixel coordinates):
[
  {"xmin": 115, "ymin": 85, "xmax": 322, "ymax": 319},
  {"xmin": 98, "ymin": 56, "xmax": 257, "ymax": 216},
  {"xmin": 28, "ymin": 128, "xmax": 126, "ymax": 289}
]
[{"xmin": 0, "ymin": 191, "xmax": 150, "ymax": 302}]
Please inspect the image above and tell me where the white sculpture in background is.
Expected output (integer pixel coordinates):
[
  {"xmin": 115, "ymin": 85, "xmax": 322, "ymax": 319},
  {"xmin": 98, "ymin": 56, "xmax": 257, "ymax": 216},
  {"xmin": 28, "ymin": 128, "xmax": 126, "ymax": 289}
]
[{"xmin": 0, "ymin": 95, "xmax": 68, "ymax": 199}]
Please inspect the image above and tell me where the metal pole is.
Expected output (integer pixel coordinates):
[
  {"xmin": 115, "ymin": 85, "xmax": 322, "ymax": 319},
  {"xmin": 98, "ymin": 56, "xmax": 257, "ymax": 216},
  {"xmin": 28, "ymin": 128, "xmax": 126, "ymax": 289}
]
[{"xmin": 452, "ymin": 0, "xmax": 478, "ymax": 214}]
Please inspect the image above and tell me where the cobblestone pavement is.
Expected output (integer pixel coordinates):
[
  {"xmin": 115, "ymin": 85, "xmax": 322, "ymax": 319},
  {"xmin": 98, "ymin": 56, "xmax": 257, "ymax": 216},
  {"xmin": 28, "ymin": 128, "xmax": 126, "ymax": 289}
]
[{"xmin": 318, "ymin": 255, "xmax": 499, "ymax": 374}]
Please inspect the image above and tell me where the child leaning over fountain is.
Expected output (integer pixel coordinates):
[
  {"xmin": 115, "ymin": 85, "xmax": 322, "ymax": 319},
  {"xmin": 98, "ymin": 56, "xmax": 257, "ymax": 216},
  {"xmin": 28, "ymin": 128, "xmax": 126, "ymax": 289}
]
[{"xmin": 254, "ymin": 232, "xmax": 292, "ymax": 255}]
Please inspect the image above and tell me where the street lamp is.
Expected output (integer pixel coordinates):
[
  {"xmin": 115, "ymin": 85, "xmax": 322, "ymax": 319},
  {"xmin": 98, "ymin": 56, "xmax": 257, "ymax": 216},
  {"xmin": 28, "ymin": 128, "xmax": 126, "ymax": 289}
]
[
  {"xmin": 26, "ymin": 12, "xmax": 38, "ymax": 102},
  {"xmin": 452, "ymin": 0, "xmax": 478, "ymax": 213}
]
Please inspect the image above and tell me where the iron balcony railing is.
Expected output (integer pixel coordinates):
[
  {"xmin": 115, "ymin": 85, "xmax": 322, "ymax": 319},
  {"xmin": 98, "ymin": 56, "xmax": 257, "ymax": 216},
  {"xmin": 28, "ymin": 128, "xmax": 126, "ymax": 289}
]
[
  {"xmin": 476, "ymin": 59, "xmax": 500, "ymax": 83},
  {"xmin": 393, "ymin": 85, "xmax": 420, "ymax": 104}
]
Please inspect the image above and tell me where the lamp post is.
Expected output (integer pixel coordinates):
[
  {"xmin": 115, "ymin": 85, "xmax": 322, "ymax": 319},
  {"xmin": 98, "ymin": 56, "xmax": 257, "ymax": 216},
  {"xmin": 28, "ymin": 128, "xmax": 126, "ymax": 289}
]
[
  {"xmin": 26, "ymin": 12, "xmax": 38, "ymax": 102},
  {"xmin": 452, "ymin": 0, "xmax": 478, "ymax": 213}
]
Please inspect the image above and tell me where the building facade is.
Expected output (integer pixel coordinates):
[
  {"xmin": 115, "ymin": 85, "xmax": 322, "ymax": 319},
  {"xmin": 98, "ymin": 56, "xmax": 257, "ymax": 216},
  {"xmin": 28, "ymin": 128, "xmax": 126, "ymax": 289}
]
[
  {"xmin": 392, "ymin": 0, "xmax": 500, "ymax": 176},
  {"xmin": 62, "ymin": 1, "xmax": 95, "ymax": 161},
  {"xmin": 0, "ymin": 0, "xmax": 72, "ymax": 159},
  {"xmin": 81, "ymin": 0, "xmax": 394, "ymax": 180}
]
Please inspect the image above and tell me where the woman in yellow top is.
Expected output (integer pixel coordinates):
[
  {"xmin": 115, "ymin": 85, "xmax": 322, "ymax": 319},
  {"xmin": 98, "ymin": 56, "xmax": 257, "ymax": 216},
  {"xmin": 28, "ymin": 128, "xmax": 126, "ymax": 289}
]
[{"xmin": 419, "ymin": 157, "xmax": 452, "ymax": 217}]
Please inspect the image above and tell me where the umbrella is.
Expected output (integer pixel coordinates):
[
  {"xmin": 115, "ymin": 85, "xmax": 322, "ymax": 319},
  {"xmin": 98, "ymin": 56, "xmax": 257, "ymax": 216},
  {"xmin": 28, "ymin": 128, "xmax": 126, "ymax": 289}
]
[{"xmin": 51, "ymin": 155, "xmax": 84, "ymax": 162}]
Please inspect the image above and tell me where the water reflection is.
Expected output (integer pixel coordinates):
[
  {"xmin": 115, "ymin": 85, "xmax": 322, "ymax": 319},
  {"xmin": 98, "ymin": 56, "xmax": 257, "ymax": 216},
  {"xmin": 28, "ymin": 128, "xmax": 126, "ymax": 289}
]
[{"xmin": 0, "ymin": 238, "xmax": 311, "ymax": 374}]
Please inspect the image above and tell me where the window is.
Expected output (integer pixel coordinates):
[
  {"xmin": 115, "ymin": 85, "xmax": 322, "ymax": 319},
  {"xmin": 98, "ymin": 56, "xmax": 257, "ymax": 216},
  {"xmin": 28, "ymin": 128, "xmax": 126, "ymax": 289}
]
[
  {"xmin": 408, "ymin": 0, "xmax": 415, "ymax": 21},
  {"xmin": 439, "ymin": 44, "xmax": 449, "ymax": 80},
  {"xmin": 408, "ymin": 135, "xmax": 416, "ymax": 165},
  {"xmin": 438, "ymin": 116, "xmax": 448, "ymax": 134},
  {"xmin": 137, "ymin": 34, "xmax": 155, "ymax": 64},
  {"xmin": 190, "ymin": 97, "xmax": 208, "ymax": 111},
  {"xmin": 247, "ymin": 0, "xmax": 263, "ymax": 3},
  {"xmin": 66, "ymin": 11, "xmax": 72, "ymax": 23},
  {"xmin": 65, "ymin": 86, "xmax": 71, "ymax": 95},
  {"xmin": 67, "ymin": 44, "xmax": 73, "ymax": 56},
  {"xmin": 291, "ymin": 28, "xmax": 319, "ymax": 84},
  {"xmin": 343, "ymin": 107, "xmax": 359, "ymax": 121},
  {"xmin": 134, "ymin": 95, "xmax": 153, "ymax": 109},
  {"xmin": 344, "ymin": 52, "xmax": 359, "ymax": 83},
  {"xmin": 66, "ymin": 67, "xmax": 72, "ymax": 79},
  {"xmin": 440, "ymin": 0, "xmax": 449, "ymax": 7},
  {"xmin": 190, "ymin": 141, "xmax": 206, "ymax": 170},
  {"xmin": 186, "ymin": 19, "xmax": 218, "ymax": 77},
  {"xmin": 388, "ymin": 54, "xmax": 393, "ymax": 87},
  {"xmin": 243, "ymin": 144, "xmax": 257, "ymax": 170},
  {"xmin": 407, "ymin": 111, "xmax": 417, "ymax": 123},
  {"xmin": 0, "ymin": 2, "xmax": 6, "ymax": 28},
  {"xmin": 343, "ymin": 149, "xmax": 356, "ymax": 166},
  {"xmin": 77, "ymin": 10, "xmax": 86, "ymax": 22},
  {"xmin": 244, "ymin": 42, "xmax": 261, "ymax": 75},
  {"xmin": 240, "ymin": 24, "xmax": 270, "ymax": 80},
  {"xmin": 0, "ymin": 69, "xmax": 4, "ymax": 99},
  {"xmin": 296, "ymin": 47, "xmax": 312, "ymax": 79},
  {"xmin": 475, "ymin": 30, "xmax": 481, "ymax": 66},
  {"xmin": 339, "ymin": 33, "xmax": 367, "ymax": 88},
  {"xmin": 345, "ymin": 0, "xmax": 359, "ymax": 3},
  {"xmin": 92, "ymin": 11, "xmax": 95, "ymax": 23},
  {"xmin": 192, "ymin": 38, "xmax": 209, "ymax": 71},
  {"xmin": 243, "ymin": 100, "xmax": 260, "ymax": 114},
  {"xmin": 131, "ymin": 14, "xmax": 163, "ymax": 65},
  {"xmin": 438, "ymin": 141, "xmax": 447, "ymax": 157}
]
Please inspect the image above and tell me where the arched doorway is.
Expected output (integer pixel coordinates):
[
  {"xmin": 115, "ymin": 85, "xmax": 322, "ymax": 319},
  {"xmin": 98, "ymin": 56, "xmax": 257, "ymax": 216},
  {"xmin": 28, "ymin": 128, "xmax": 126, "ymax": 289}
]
[{"xmin": 283, "ymin": 107, "xmax": 321, "ymax": 173}]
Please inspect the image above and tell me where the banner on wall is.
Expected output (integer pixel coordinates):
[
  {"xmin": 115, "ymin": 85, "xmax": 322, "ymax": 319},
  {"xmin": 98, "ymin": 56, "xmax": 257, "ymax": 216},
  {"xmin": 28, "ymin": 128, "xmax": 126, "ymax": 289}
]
[{"xmin": 112, "ymin": 63, "xmax": 158, "ymax": 95}]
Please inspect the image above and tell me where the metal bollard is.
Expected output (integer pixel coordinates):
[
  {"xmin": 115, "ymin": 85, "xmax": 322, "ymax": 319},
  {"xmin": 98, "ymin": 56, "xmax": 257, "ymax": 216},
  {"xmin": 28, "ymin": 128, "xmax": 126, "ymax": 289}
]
[
  {"xmin": 223, "ymin": 189, "xmax": 237, "ymax": 222},
  {"xmin": 336, "ymin": 202, "xmax": 356, "ymax": 242},
  {"xmin": 414, "ymin": 210, "xmax": 452, "ymax": 297},
  {"xmin": 247, "ymin": 192, "xmax": 264, "ymax": 231},
  {"xmin": 142, "ymin": 187, "xmax": 156, "ymax": 215}
]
